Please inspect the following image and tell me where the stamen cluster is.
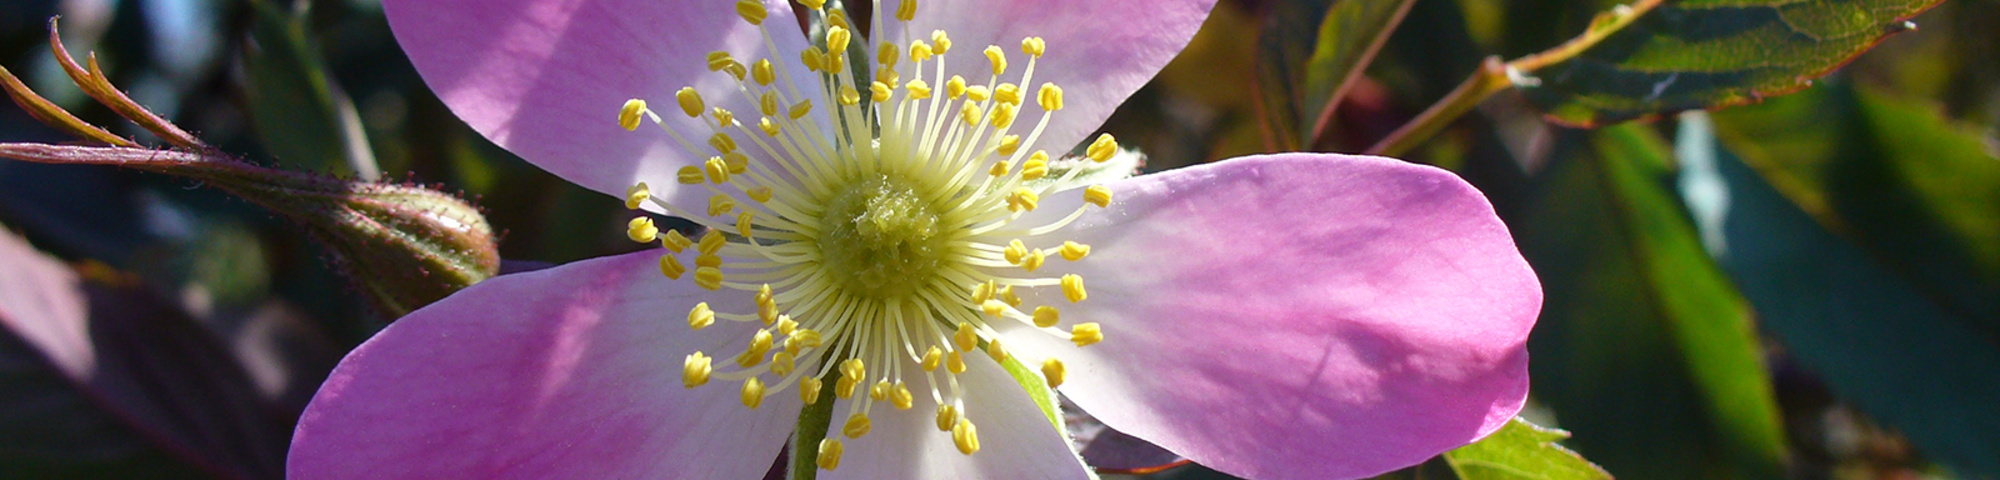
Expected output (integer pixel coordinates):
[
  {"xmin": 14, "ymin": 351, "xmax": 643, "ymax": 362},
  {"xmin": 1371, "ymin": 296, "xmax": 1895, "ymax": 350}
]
[{"xmin": 615, "ymin": 0, "xmax": 1118, "ymax": 471}]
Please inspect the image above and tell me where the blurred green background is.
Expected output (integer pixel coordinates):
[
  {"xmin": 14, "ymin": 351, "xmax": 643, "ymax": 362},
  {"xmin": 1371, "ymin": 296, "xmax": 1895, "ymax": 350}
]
[{"xmin": 1, "ymin": 0, "xmax": 1995, "ymax": 479}]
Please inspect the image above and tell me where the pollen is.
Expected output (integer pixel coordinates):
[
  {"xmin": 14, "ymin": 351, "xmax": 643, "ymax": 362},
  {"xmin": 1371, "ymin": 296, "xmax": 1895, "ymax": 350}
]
[{"xmin": 618, "ymin": 16, "xmax": 1118, "ymax": 470}]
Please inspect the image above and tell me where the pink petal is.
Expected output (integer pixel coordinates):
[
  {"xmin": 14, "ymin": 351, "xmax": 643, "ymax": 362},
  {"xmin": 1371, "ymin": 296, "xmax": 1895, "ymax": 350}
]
[
  {"xmin": 0, "ymin": 227, "xmax": 91, "ymax": 377},
  {"xmin": 383, "ymin": 0, "xmax": 811, "ymax": 205},
  {"xmin": 878, "ymin": 0, "xmax": 1215, "ymax": 151},
  {"xmin": 288, "ymin": 250, "xmax": 800, "ymax": 479},
  {"xmin": 995, "ymin": 153, "xmax": 1540, "ymax": 480},
  {"xmin": 822, "ymin": 354, "xmax": 1089, "ymax": 480}
]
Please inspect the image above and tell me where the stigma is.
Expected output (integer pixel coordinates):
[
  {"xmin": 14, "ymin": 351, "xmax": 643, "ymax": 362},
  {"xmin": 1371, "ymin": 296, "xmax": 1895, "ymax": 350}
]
[{"xmin": 617, "ymin": 0, "xmax": 1118, "ymax": 470}]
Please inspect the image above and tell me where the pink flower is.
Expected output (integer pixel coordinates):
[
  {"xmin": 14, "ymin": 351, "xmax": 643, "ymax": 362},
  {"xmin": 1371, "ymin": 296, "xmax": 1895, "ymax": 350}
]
[{"xmin": 285, "ymin": 0, "xmax": 1541, "ymax": 479}]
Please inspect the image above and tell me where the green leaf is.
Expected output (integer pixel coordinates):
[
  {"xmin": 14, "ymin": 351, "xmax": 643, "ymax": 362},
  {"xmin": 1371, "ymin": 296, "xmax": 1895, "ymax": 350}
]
[
  {"xmin": 1441, "ymin": 418, "xmax": 1610, "ymax": 480},
  {"xmin": 1297, "ymin": 0, "xmax": 1418, "ymax": 148},
  {"xmin": 997, "ymin": 355, "xmax": 1062, "ymax": 431},
  {"xmin": 1692, "ymin": 83, "xmax": 2000, "ymax": 476},
  {"xmin": 1251, "ymin": 0, "xmax": 1328, "ymax": 151},
  {"xmin": 1521, "ymin": 0, "xmax": 1943, "ymax": 127},
  {"xmin": 243, "ymin": 0, "xmax": 380, "ymax": 179},
  {"xmin": 1516, "ymin": 124, "xmax": 1788, "ymax": 479},
  {"xmin": 789, "ymin": 369, "xmax": 839, "ymax": 480}
]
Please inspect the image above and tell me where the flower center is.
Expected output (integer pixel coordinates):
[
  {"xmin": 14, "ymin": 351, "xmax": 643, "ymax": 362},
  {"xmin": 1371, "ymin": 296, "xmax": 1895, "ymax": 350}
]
[
  {"xmin": 817, "ymin": 174, "xmax": 951, "ymax": 299},
  {"xmin": 610, "ymin": 0, "xmax": 1125, "ymax": 472}
]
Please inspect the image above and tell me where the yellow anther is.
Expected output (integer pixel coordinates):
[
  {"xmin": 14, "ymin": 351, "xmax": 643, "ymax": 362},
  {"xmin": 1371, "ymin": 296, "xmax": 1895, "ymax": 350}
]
[
  {"xmin": 931, "ymin": 30, "xmax": 953, "ymax": 54},
  {"xmin": 835, "ymin": 376, "xmax": 858, "ymax": 399},
  {"xmin": 954, "ymin": 323, "xmax": 978, "ymax": 351},
  {"xmin": 755, "ymin": 284, "xmax": 775, "ymax": 320},
  {"xmin": 624, "ymin": 182, "xmax": 651, "ymax": 209},
  {"xmin": 1087, "ymin": 133, "xmax": 1118, "ymax": 162},
  {"xmin": 1061, "ymin": 274, "xmax": 1087, "ymax": 302},
  {"xmin": 952, "ymin": 419, "xmax": 981, "ymax": 454},
  {"xmin": 627, "ymin": 217, "xmax": 659, "ymax": 243},
  {"xmin": 840, "ymin": 358, "xmax": 866, "ymax": 381},
  {"xmin": 816, "ymin": 438, "xmax": 843, "ymax": 471},
  {"xmin": 675, "ymin": 87, "xmax": 704, "ymax": 117},
  {"xmin": 711, "ymin": 107, "xmax": 736, "ymax": 127},
  {"xmin": 689, "ymin": 302, "xmax": 716, "ymax": 329},
  {"xmin": 682, "ymin": 352, "xmax": 712, "ymax": 387},
  {"xmin": 869, "ymin": 379, "xmax": 891, "ymax": 401},
  {"xmin": 896, "ymin": 0, "xmax": 917, "ymax": 21},
  {"xmin": 747, "ymin": 186, "xmax": 773, "ymax": 203},
  {"xmin": 910, "ymin": 41, "xmax": 934, "ymax": 62},
  {"xmin": 875, "ymin": 66, "xmax": 900, "ymax": 86},
  {"xmin": 994, "ymin": 83, "xmax": 1022, "ymax": 105},
  {"xmin": 790, "ymin": 100, "xmax": 813, "ymax": 119},
  {"xmin": 960, "ymin": 103, "xmax": 982, "ymax": 126},
  {"xmin": 708, "ymin": 51, "xmax": 733, "ymax": 70},
  {"xmin": 708, "ymin": 132, "xmax": 737, "ymax": 153},
  {"xmin": 935, "ymin": 404, "xmax": 959, "ymax": 431},
  {"xmin": 707, "ymin": 194, "xmax": 735, "ymax": 217},
  {"xmin": 1007, "ymin": 187, "xmax": 1040, "ymax": 212},
  {"xmin": 771, "ymin": 351, "xmax": 795, "ymax": 376},
  {"xmin": 984, "ymin": 45, "xmax": 1007, "ymax": 75},
  {"xmin": 748, "ymin": 378, "xmax": 768, "ymax": 408},
  {"xmin": 758, "ymin": 117, "xmax": 780, "ymax": 136},
  {"xmin": 618, "ymin": 99, "xmax": 647, "ymax": 131},
  {"xmin": 826, "ymin": 26, "xmax": 852, "ymax": 54},
  {"xmin": 946, "ymin": 76, "xmax": 967, "ymax": 98},
  {"xmin": 988, "ymin": 160, "xmax": 1012, "ymax": 177},
  {"xmin": 946, "ymin": 351, "xmax": 967, "ymax": 374},
  {"xmin": 986, "ymin": 337, "xmax": 1009, "ymax": 362},
  {"xmin": 722, "ymin": 63, "xmax": 747, "ymax": 81},
  {"xmin": 661, "ymin": 229, "xmax": 693, "ymax": 253},
  {"xmin": 782, "ymin": 336, "xmax": 803, "ymax": 357},
  {"xmin": 877, "ymin": 42, "xmax": 900, "ymax": 67},
  {"xmin": 801, "ymin": 47, "xmax": 826, "ymax": 72},
  {"xmin": 678, "ymin": 165, "xmax": 706, "ymax": 184},
  {"xmin": 1037, "ymin": 83, "xmax": 1064, "ymax": 111},
  {"xmin": 906, "ymin": 80, "xmax": 933, "ymax": 99},
  {"xmin": 921, "ymin": 346, "xmax": 944, "ymax": 371},
  {"xmin": 694, "ymin": 253, "xmax": 721, "ymax": 269},
  {"xmin": 1022, "ymin": 37, "xmax": 1046, "ymax": 57},
  {"xmin": 659, "ymin": 254, "xmax": 685, "ymax": 279},
  {"xmin": 737, "ymin": 329, "xmax": 773, "ymax": 367},
  {"xmin": 1033, "ymin": 306, "xmax": 1059, "ymax": 328},
  {"xmin": 1042, "ymin": 358, "xmax": 1066, "ymax": 387},
  {"xmin": 890, "ymin": 382, "xmax": 914, "ymax": 410},
  {"xmin": 704, "ymin": 157, "xmax": 732, "ymax": 184},
  {"xmin": 1020, "ymin": 248, "xmax": 1046, "ymax": 272},
  {"xmin": 1059, "ymin": 241, "xmax": 1091, "ymax": 261},
  {"xmin": 994, "ymin": 137, "xmax": 1022, "ymax": 158},
  {"xmin": 843, "ymin": 413, "xmax": 872, "ymax": 438},
  {"xmin": 795, "ymin": 329, "xmax": 824, "ymax": 347},
  {"xmin": 972, "ymin": 280, "xmax": 996, "ymax": 303},
  {"xmin": 1022, "ymin": 152, "xmax": 1050, "ymax": 179},
  {"xmin": 981, "ymin": 299, "xmax": 1008, "ymax": 317},
  {"xmin": 1084, "ymin": 185, "xmax": 1113, "ymax": 207},
  {"xmin": 723, "ymin": 152, "xmax": 749, "ymax": 174},
  {"xmin": 999, "ymin": 285, "xmax": 1021, "ymax": 306},
  {"xmin": 776, "ymin": 315, "xmax": 798, "ymax": 336},
  {"xmin": 1004, "ymin": 239, "xmax": 1028, "ymax": 264},
  {"xmin": 698, "ymin": 230, "xmax": 726, "ymax": 254},
  {"xmin": 826, "ymin": 9, "xmax": 850, "ymax": 30},
  {"xmin": 694, "ymin": 266, "xmax": 723, "ymax": 290},
  {"xmin": 734, "ymin": 0, "xmax": 767, "ymax": 24},
  {"xmin": 991, "ymin": 103, "xmax": 1018, "ymax": 128},
  {"xmin": 801, "ymin": 377, "xmax": 824, "ymax": 404},
  {"xmin": 966, "ymin": 85, "xmax": 991, "ymax": 102},
  {"xmin": 797, "ymin": 0, "xmax": 824, "ymax": 9},
  {"xmin": 1072, "ymin": 322, "xmax": 1103, "ymax": 346},
  {"xmin": 870, "ymin": 81, "xmax": 892, "ymax": 102},
  {"xmin": 752, "ymin": 59, "xmax": 775, "ymax": 85},
  {"xmin": 737, "ymin": 211, "xmax": 756, "ymax": 240}
]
